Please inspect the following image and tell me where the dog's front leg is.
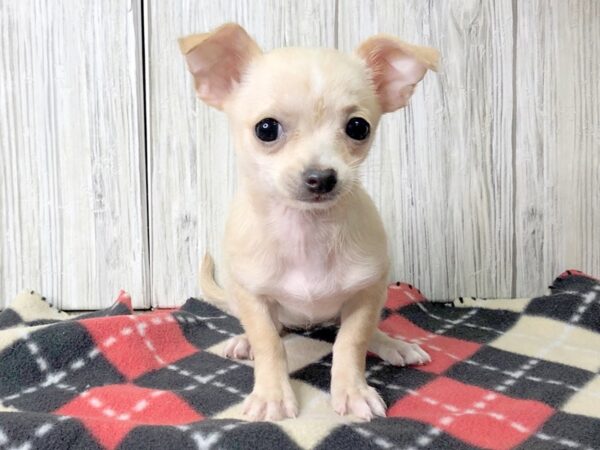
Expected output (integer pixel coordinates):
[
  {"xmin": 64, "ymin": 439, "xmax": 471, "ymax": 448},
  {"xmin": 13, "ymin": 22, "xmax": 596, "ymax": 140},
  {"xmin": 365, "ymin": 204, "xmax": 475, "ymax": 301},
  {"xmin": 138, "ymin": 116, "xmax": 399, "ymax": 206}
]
[
  {"xmin": 232, "ymin": 283, "xmax": 298, "ymax": 421},
  {"xmin": 331, "ymin": 278, "xmax": 388, "ymax": 420}
]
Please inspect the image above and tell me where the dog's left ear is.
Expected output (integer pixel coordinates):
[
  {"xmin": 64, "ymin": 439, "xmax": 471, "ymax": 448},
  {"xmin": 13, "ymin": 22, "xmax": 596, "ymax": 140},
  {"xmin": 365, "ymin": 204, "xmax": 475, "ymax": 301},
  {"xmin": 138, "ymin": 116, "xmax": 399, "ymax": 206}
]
[
  {"xmin": 179, "ymin": 23, "xmax": 262, "ymax": 110},
  {"xmin": 356, "ymin": 36, "xmax": 439, "ymax": 113}
]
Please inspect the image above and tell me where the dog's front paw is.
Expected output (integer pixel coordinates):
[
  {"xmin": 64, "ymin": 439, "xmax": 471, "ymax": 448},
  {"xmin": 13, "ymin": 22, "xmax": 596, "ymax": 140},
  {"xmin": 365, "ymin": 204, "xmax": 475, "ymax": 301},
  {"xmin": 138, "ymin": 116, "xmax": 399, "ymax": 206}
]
[
  {"xmin": 243, "ymin": 380, "xmax": 298, "ymax": 421},
  {"xmin": 369, "ymin": 333, "xmax": 431, "ymax": 366},
  {"xmin": 331, "ymin": 382, "xmax": 386, "ymax": 421}
]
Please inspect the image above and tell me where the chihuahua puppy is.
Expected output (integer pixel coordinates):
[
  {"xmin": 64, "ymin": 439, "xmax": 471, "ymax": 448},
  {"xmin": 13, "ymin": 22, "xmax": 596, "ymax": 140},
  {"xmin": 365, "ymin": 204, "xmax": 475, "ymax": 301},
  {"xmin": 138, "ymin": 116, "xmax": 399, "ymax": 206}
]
[{"xmin": 179, "ymin": 24, "xmax": 438, "ymax": 421}]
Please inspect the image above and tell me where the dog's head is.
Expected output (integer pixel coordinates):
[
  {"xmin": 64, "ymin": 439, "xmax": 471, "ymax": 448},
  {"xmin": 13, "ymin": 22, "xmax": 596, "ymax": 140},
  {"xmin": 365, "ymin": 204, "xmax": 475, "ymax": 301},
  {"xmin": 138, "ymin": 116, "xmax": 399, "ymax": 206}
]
[{"xmin": 179, "ymin": 24, "xmax": 438, "ymax": 210}]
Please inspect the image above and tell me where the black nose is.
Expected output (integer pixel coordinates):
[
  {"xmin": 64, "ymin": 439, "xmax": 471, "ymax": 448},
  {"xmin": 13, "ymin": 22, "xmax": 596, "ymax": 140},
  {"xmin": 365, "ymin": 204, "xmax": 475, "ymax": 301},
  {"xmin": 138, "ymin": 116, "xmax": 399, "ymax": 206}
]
[{"xmin": 303, "ymin": 168, "xmax": 337, "ymax": 194}]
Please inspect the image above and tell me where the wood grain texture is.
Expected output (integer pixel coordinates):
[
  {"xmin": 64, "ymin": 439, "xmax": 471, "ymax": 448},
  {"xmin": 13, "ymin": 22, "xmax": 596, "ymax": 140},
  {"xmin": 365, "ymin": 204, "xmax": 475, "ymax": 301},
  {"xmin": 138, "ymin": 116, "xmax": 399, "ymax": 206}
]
[
  {"xmin": 338, "ymin": 0, "xmax": 515, "ymax": 299},
  {"xmin": 146, "ymin": 0, "xmax": 337, "ymax": 306},
  {"xmin": 514, "ymin": 0, "xmax": 600, "ymax": 296},
  {"xmin": 0, "ymin": 0, "xmax": 149, "ymax": 309}
]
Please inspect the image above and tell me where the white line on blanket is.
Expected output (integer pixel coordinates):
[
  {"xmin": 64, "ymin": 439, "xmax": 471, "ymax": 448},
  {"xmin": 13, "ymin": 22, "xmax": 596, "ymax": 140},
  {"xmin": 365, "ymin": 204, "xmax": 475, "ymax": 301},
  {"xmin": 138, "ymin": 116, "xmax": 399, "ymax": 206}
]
[
  {"xmin": 399, "ymin": 339, "xmax": 587, "ymax": 394},
  {"xmin": 77, "ymin": 387, "xmax": 166, "ymax": 421},
  {"xmin": 569, "ymin": 289, "xmax": 598, "ymax": 323},
  {"xmin": 432, "ymin": 308, "xmax": 479, "ymax": 335},
  {"xmin": 191, "ymin": 430, "xmax": 222, "ymax": 449},
  {"xmin": 353, "ymin": 426, "xmax": 395, "ymax": 449},
  {"xmin": 129, "ymin": 314, "xmax": 246, "ymax": 399},
  {"xmin": 0, "ymin": 417, "xmax": 70, "ymax": 450},
  {"xmin": 19, "ymin": 331, "xmax": 50, "ymax": 374}
]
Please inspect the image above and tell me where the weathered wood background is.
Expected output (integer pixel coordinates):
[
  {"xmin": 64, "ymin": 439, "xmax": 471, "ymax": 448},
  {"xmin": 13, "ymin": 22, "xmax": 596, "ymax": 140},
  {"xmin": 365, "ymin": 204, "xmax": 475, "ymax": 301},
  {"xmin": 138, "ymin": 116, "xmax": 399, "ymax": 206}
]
[
  {"xmin": 0, "ymin": 0, "xmax": 149, "ymax": 309},
  {"xmin": 1, "ymin": 0, "xmax": 598, "ymax": 308}
]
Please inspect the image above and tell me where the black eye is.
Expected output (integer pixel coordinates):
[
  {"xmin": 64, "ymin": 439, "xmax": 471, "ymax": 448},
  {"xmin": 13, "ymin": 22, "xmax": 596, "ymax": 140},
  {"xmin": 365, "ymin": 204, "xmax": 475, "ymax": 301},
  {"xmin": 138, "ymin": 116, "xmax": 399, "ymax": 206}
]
[
  {"xmin": 345, "ymin": 117, "xmax": 370, "ymax": 141},
  {"xmin": 255, "ymin": 118, "xmax": 282, "ymax": 142}
]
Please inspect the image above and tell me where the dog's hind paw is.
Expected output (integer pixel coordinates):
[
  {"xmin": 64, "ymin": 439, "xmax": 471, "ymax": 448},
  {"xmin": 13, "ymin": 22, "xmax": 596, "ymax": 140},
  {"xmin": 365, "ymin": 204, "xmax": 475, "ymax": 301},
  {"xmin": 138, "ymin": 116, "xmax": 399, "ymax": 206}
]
[
  {"xmin": 222, "ymin": 334, "xmax": 254, "ymax": 360},
  {"xmin": 368, "ymin": 329, "xmax": 431, "ymax": 366}
]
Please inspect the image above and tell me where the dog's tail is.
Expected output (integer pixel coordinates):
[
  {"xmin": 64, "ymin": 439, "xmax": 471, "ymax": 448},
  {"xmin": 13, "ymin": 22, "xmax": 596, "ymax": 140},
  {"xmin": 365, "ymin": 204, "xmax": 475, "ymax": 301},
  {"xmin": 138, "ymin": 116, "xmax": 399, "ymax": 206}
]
[{"xmin": 199, "ymin": 253, "xmax": 230, "ymax": 313}]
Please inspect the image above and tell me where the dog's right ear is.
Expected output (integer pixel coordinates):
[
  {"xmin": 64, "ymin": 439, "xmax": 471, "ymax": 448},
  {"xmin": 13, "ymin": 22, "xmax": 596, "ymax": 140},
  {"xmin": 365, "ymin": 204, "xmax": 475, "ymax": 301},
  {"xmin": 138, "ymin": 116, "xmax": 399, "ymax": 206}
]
[{"xmin": 178, "ymin": 23, "xmax": 261, "ymax": 110}]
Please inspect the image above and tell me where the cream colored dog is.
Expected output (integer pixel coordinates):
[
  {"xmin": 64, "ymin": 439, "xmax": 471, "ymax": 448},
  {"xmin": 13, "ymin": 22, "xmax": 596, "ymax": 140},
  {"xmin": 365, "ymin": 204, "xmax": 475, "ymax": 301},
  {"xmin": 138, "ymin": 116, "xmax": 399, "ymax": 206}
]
[{"xmin": 179, "ymin": 23, "xmax": 438, "ymax": 421}]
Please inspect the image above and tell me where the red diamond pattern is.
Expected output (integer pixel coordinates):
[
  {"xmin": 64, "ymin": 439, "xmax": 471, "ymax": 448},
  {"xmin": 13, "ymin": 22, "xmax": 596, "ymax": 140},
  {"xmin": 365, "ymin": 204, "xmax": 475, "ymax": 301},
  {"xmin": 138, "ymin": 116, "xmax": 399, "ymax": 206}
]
[
  {"xmin": 388, "ymin": 376, "xmax": 555, "ymax": 449},
  {"xmin": 81, "ymin": 312, "xmax": 198, "ymax": 379},
  {"xmin": 55, "ymin": 384, "xmax": 203, "ymax": 449}
]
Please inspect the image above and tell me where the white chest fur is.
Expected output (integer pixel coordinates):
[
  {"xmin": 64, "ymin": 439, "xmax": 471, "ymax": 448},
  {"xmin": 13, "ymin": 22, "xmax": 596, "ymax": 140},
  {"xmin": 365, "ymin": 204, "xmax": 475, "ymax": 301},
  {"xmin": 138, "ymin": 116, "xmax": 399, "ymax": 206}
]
[{"xmin": 260, "ymin": 205, "xmax": 386, "ymax": 327}]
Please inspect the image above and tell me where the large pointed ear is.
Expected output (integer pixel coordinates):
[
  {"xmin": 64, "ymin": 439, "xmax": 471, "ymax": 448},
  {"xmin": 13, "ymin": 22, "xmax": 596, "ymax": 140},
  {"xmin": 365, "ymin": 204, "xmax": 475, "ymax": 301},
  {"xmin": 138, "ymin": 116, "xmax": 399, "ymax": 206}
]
[
  {"xmin": 178, "ymin": 23, "xmax": 261, "ymax": 110},
  {"xmin": 356, "ymin": 35, "xmax": 439, "ymax": 113}
]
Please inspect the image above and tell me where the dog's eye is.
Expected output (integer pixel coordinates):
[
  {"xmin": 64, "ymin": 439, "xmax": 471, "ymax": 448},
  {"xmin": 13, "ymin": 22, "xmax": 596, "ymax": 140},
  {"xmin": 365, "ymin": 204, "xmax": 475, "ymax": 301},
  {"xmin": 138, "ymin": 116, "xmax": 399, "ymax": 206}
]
[
  {"xmin": 345, "ymin": 117, "xmax": 370, "ymax": 141},
  {"xmin": 255, "ymin": 118, "xmax": 282, "ymax": 142}
]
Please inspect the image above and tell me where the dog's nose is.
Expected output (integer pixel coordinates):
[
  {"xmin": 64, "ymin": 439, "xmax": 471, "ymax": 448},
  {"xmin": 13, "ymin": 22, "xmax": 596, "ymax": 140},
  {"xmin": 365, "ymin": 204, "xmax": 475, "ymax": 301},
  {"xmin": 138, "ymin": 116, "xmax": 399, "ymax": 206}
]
[{"xmin": 303, "ymin": 168, "xmax": 337, "ymax": 194}]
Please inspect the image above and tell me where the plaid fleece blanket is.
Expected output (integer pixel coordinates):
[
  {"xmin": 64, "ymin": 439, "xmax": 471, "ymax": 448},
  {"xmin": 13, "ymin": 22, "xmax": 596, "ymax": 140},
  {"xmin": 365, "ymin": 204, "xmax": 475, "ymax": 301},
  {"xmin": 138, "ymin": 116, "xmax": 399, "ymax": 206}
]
[{"xmin": 0, "ymin": 270, "xmax": 599, "ymax": 450}]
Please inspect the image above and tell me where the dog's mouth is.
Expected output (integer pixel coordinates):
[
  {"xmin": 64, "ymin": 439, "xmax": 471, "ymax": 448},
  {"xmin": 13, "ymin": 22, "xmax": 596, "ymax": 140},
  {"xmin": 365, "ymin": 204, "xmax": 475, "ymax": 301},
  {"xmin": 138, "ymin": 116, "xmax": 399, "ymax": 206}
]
[
  {"xmin": 304, "ymin": 193, "xmax": 337, "ymax": 203},
  {"xmin": 293, "ymin": 190, "xmax": 339, "ymax": 207}
]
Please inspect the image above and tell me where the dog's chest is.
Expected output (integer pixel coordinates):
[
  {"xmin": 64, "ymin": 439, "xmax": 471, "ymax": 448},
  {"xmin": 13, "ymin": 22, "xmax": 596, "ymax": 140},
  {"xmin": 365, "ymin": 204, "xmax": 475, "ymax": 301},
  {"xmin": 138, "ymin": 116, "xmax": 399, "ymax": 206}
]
[
  {"xmin": 276, "ymin": 248, "xmax": 340, "ymax": 302},
  {"xmin": 265, "ymin": 211, "xmax": 381, "ymax": 325}
]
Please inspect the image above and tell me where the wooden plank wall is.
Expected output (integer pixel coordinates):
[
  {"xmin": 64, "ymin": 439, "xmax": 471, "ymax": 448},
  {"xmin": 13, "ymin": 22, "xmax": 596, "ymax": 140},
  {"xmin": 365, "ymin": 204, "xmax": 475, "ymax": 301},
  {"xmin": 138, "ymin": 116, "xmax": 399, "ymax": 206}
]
[
  {"xmin": 514, "ymin": 0, "xmax": 600, "ymax": 297},
  {"xmin": 0, "ymin": 0, "xmax": 149, "ymax": 309},
  {"xmin": 1, "ymin": 1, "xmax": 598, "ymax": 308}
]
